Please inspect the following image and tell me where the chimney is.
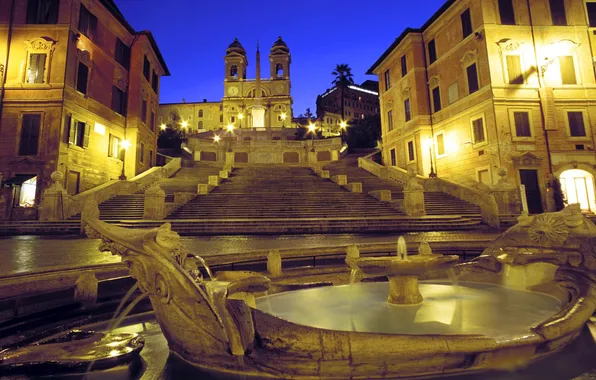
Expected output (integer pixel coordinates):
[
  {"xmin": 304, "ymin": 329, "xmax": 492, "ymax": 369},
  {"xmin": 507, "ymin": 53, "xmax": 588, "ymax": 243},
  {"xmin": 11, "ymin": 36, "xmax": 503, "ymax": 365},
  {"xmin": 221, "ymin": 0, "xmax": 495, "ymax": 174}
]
[{"xmin": 203, "ymin": 99, "xmax": 207, "ymax": 103}]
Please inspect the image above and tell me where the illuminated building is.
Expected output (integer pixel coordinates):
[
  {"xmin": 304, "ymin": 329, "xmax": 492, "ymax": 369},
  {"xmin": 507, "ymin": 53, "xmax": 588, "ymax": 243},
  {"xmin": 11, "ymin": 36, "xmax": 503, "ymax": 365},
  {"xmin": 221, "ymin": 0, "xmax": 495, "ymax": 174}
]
[
  {"xmin": 158, "ymin": 37, "xmax": 293, "ymax": 133},
  {"xmin": 0, "ymin": 0, "xmax": 169, "ymax": 220},
  {"xmin": 316, "ymin": 80, "xmax": 380, "ymax": 128},
  {"xmin": 368, "ymin": 0, "xmax": 596, "ymax": 214}
]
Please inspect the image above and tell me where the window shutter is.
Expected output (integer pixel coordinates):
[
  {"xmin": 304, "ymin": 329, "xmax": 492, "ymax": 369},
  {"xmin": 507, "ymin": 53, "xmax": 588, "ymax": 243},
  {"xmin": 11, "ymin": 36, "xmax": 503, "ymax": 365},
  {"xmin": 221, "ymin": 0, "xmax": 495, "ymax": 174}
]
[
  {"xmin": 506, "ymin": 55, "xmax": 523, "ymax": 84},
  {"xmin": 83, "ymin": 123, "xmax": 90, "ymax": 148},
  {"xmin": 559, "ymin": 56, "xmax": 577, "ymax": 85},
  {"xmin": 68, "ymin": 118, "xmax": 76, "ymax": 144}
]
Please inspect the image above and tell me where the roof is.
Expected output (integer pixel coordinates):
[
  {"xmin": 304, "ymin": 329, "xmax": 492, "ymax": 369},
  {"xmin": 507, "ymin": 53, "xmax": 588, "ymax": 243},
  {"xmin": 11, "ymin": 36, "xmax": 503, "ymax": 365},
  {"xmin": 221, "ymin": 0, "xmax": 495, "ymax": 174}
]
[
  {"xmin": 101, "ymin": 0, "xmax": 170, "ymax": 76},
  {"xmin": 366, "ymin": 0, "xmax": 457, "ymax": 74},
  {"xmin": 159, "ymin": 101, "xmax": 222, "ymax": 106}
]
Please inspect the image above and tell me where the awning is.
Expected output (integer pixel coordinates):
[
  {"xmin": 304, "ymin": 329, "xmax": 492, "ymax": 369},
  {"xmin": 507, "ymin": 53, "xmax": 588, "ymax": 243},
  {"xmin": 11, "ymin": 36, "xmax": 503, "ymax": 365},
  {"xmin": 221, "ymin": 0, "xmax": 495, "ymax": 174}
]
[{"xmin": 2, "ymin": 174, "xmax": 37, "ymax": 185}]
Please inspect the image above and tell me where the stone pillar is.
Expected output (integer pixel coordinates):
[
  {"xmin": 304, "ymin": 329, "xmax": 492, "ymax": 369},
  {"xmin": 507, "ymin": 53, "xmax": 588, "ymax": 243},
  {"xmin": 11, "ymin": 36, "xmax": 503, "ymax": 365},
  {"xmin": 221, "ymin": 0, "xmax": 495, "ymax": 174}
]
[
  {"xmin": 74, "ymin": 271, "xmax": 98, "ymax": 307},
  {"xmin": 490, "ymin": 168, "xmax": 521, "ymax": 215},
  {"xmin": 39, "ymin": 171, "xmax": 70, "ymax": 221},
  {"xmin": 331, "ymin": 150, "xmax": 340, "ymax": 161},
  {"xmin": 80, "ymin": 198, "xmax": 100, "ymax": 235},
  {"xmin": 197, "ymin": 184, "xmax": 210, "ymax": 195},
  {"xmin": 308, "ymin": 150, "xmax": 318, "ymax": 164},
  {"xmin": 481, "ymin": 194, "xmax": 500, "ymax": 228},
  {"xmin": 143, "ymin": 184, "xmax": 166, "ymax": 220},
  {"xmin": 403, "ymin": 169, "xmax": 426, "ymax": 216},
  {"xmin": 208, "ymin": 175, "xmax": 220, "ymax": 187},
  {"xmin": 225, "ymin": 151, "xmax": 235, "ymax": 168},
  {"xmin": 267, "ymin": 249, "xmax": 282, "ymax": 278}
]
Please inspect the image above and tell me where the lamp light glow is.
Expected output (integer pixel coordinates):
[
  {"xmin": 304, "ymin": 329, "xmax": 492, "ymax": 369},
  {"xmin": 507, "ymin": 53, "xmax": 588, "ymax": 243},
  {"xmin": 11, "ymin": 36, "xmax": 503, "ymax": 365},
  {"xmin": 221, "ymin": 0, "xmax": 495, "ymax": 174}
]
[
  {"xmin": 181, "ymin": 120, "xmax": 188, "ymax": 128},
  {"xmin": 120, "ymin": 140, "xmax": 131, "ymax": 150},
  {"xmin": 226, "ymin": 124, "xmax": 235, "ymax": 132},
  {"xmin": 214, "ymin": 135, "xmax": 220, "ymax": 142},
  {"xmin": 160, "ymin": 124, "xmax": 167, "ymax": 130}
]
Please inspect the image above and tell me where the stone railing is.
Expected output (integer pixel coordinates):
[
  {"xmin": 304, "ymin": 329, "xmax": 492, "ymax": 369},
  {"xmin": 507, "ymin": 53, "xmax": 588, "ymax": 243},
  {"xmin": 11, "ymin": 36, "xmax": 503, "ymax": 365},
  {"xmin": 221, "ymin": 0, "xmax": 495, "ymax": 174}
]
[
  {"xmin": 58, "ymin": 158, "xmax": 182, "ymax": 220},
  {"xmin": 358, "ymin": 151, "xmax": 520, "ymax": 227}
]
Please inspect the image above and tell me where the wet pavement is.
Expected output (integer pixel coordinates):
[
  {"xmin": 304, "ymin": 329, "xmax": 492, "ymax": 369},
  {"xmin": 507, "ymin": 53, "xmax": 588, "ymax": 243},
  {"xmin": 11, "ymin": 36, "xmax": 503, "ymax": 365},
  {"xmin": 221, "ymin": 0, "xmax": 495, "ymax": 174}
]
[{"xmin": 0, "ymin": 231, "xmax": 499, "ymax": 276}]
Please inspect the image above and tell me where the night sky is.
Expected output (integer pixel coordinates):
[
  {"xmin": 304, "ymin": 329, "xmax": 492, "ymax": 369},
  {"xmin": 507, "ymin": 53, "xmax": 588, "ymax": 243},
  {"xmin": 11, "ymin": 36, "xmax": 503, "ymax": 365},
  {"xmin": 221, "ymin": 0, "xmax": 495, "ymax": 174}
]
[{"xmin": 116, "ymin": 0, "xmax": 447, "ymax": 114}]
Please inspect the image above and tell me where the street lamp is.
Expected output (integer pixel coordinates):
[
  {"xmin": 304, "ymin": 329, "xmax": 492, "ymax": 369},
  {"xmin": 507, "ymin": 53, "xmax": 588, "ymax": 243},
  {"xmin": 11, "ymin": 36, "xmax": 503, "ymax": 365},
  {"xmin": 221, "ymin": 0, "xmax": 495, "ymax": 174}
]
[
  {"xmin": 226, "ymin": 123, "xmax": 235, "ymax": 152},
  {"xmin": 308, "ymin": 122, "xmax": 317, "ymax": 152},
  {"xmin": 428, "ymin": 137, "xmax": 437, "ymax": 178},
  {"xmin": 339, "ymin": 120, "xmax": 347, "ymax": 143},
  {"xmin": 281, "ymin": 112, "xmax": 287, "ymax": 128},
  {"xmin": 214, "ymin": 134, "xmax": 220, "ymax": 143},
  {"xmin": 181, "ymin": 120, "xmax": 188, "ymax": 129},
  {"xmin": 119, "ymin": 139, "xmax": 130, "ymax": 180},
  {"xmin": 159, "ymin": 123, "xmax": 167, "ymax": 131}
]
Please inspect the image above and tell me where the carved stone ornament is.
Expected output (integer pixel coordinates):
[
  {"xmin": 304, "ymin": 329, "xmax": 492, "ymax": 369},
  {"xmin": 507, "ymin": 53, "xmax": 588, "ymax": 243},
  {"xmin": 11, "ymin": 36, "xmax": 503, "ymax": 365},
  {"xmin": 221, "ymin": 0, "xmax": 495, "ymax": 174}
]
[
  {"xmin": 460, "ymin": 50, "xmax": 478, "ymax": 67},
  {"xmin": 510, "ymin": 152, "xmax": 543, "ymax": 167},
  {"xmin": 24, "ymin": 37, "xmax": 56, "ymax": 55},
  {"xmin": 497, "ymin": 38, "xmax": 522, "ymax": 54},
  {"xmin": 528, "ymin": 213, "xmax": 570, "ymax": 247},
  {"xmin": 77, "ymin": 49, "xmax": 93, "ymax": 66},
  {"xmin": 428, "ymin": 76, "xmax": 440, "ymax": 89},
  {"xmin": 114, "ymin": 67, "xmax": 128, "ymax": 89},
  {"xmin": 401, "ymin": 87, "xmax": 411, "ymax": 98}
]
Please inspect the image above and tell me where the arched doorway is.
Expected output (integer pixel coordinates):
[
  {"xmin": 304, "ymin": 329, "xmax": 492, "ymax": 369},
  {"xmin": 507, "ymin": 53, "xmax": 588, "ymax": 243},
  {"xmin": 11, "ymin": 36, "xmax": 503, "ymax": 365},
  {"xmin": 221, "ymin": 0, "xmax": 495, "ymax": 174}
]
[{"xmin": 559, "ymin": 169, "xmax": 596, "ymax": 212}]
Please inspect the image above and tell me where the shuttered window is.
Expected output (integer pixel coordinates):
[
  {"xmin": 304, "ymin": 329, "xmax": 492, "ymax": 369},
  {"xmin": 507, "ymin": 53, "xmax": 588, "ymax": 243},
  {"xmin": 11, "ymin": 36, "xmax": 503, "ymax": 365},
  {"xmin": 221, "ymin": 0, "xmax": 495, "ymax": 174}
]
[
  {"xmin": 141, "ymin": 100, "xmax": 148, "ymax": 124},
  {"xmin": 111, "ymin": 86, "xmax": 127, "ymax": 116},
  {"xmin": 384, "ymin": 69, "xmax": 391, "ymax": 91},
  {"xmin": 78, "ymin": 5, "xmax": 97, "ymax": 40},
  {"xmin": 115, "ymin": 38, "xmax": 131, "ymax": 70},
  {"xmin": 549, "ymin": 0, "xmax": 567, "ymax": 25},
  {"xmin": 467, "ymin": 63, "xmax": 479, "ymax": 94},
  {"xmin": 401, "ymin": 55, "xmax": 407, "ymax": 77},
  {"xmin": 498, "ymin": 0, "xmax": 516, "ymax": 25},
  {"xmin": 68, "ymin": 119, "xmax": 89, "ymax": 148},
  {"xmin": 27, "ymin": 54, "xmax": 46, "ymax": 84},
  {"xmin": 404, "ymin": 99, "xmax": 411, "ymax": 122},
  {"xmin": 514, "ymin": 112, "xmax": 531, "ymax": 137},
  {"xmin": 568, "ymin": 112, "xmax": 587, "ymax": 137},
  {"xmin": 407, "ymin": 141, "xmax": 415, "ymax": 162},
  {"xmin": 26, "ymin": 0, "xmax": 59, "ymax": 24},
  {"xmin": 461, "ymin": 8, "xmax": 472, "ymax": 38},
  {"xmin": 19, "ymin": 114, "xmax": 41, "ymax": 156},
  {"xmin": 472, "ymin": 117, "xmax": 485, "ymax": 144},
  {"xmin": 390, "ymin": 149, "xmax": 396, "ymax": 166},
  {"xmin": 506, "ymin": 55, "xmax": 523, "ymax": 84},
  {"xmin": 559, "ymin": 56, "xmax": 577, "ymax": 85},
  {"xmin": 428, "ymin": 40, "xmax": 437, "ymax": 64},
  {"xmin": 387, "ymin": 110, "xmax": 394, "ymax": 131},
  {"xmin": 76, "ymin": 62, "xmax": 89, "ymax": 94},
  {"xmin": 432, "ymin": 87, "xmax": 441, "ymax": 113}
]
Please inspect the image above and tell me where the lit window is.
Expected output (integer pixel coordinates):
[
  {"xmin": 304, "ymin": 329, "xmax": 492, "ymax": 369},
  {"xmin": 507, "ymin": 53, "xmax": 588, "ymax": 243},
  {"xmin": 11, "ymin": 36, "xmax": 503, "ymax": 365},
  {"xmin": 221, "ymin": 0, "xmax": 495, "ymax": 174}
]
[
  {"xmin": 19, "ymin": 176, "xmax": 38, "ymax": 207},
  {"xmin": 506, "ymin": 55, "xmax": 523, "ymax": 84},
  {"xmin": 27, "ymin": 53, "xmax": 46, "ymax": 84},
  {"xmin": 559, "ymin": 56, "xmax": 577, "ymax": 85}
]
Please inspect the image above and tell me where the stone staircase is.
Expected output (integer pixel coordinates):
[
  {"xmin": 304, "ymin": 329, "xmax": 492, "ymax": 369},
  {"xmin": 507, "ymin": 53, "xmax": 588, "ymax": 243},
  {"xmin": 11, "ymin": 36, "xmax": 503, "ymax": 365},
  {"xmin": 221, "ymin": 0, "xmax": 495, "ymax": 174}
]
[{"xmin": 323, "ymin": 154, "xmax": 482, "ymax": 217}]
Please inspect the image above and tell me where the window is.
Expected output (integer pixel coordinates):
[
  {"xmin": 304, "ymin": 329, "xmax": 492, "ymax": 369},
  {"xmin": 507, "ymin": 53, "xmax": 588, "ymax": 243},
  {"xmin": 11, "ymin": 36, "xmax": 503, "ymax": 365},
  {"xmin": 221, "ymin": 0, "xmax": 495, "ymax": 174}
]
[
  {"xmin": 401, "ymin": 55, "xmax": 407, "ymax": 77},
  {"xmin": 198, "ymin": 121, "xmax": 203, "ymax": 129},
  {"xmin": 448, "ymin": 82, "xmax": 459, "ymax": 104},
  {"xmin": 199, "ymin": 110, "xmax": 204, "ymax": 117},
  {"xmin": 109, "ymin": 134, "xmax": 123, "ymax": 159},
  {"xmin": 26, "ymin": 0, "xmax": 59, "ymax": 24},
  {"xmin": 387, "ymin": 110, "xmax": 394, "ymax": 131},
  {"xmin": 150, "ymin": 111, "xmax": 155, "ymax": 132},
  {"xmin": 115, "ymin": 38, "xmax": 131, "ymax": 70},
  {"xmin": 140, "ymin": 142, "xmax": 145, "ymax": 163},
  {"xmin": 27, "ymin": 53, "xmax": 46, "ymax": 84},
  {"xmin": 559, "ymin": 56, "xmax": 577, "ymax": 85},
  {"xmin": 390, "ymin": 149, "xmax": 396, "ymax": 166},
  {"xmin": 68, "ymin": 119, "xmax": 89, "ymax": 148},
  {"xmin": 407, "ymin": 140, "xmax": 415, "ymax": 162},
  {"xmin": 428, "ymin": 39, "xmax": 437, "ymax": 64},
  {"xmin": 111, "ymin": 86, "xmax": 127, "ymax": 116},
  {"xmin": 404, "ymin": 99, "xmax": 411, "ymax": 122},
  {"xmin": 149, "ymin": 150, "xmax": 153, "ymax": 166},
  {"xmin": 513, "ymin": 111, "xmax": 532, "ymax": 137},
  {"xmin": 461, "ymin": 8, "xmax": 472, "ymax": 38},
  {"xmin": 549, "ymin": 0, "xmax": 567, "ymax": 25},
  {"xmin": 588, "ymin": 2, "xmax": 596, "ymax": 27},
  {"xmin": 220, "ymin": 115, "xmax": 223, "ymax": 123},
  {"xmin": 466, "ymin": 63, "xmax": 479, "ymax": 94},
  {"xmin": 18, "ymin": 176, "xmax": 38, "ymax": 207},
  {"xmin": 471, "ymin": 116, "xmax": 486, "ymax": 144},
  {"xmin": 477, "ymin": 169, "xmax": 491, "ymax": 185},
  {"xmin": 498, "ymin": 0, "xmax": 516, "ymax": 25},
  {"xmin": 78, "ymin": 5, "xmax": 97, "ymax": 40},
  {"xmin": 384, "ymin": 69, "xmax": 391, "ymax": 91},
  {"xmin": 19, "ymin": 114, "xmax": 41, "ymax": 156},
  {"xmin": 152, "ymin": 71, "xmax": 158, "ymax": 93},
  {"xmin": 436, "ymin": 133, "xmax": 445, "ymax": 156},
  {"xmin": 567, "ymin": 112, "xmax": 587, "ymax": 137},
  {"xmin": 76, "ymin": 62, "xmax": 89, "ymax": 94},
  {"xmin": 141, "ymin": 100, "xmax": 147, "ymax": 124},
  {"xmin": 506, "ymin": 55, "xmax": 523, "ymax": 84},
  {"xmin": 432, "ymin": 87, "xmax": 441, "ymax": 113},
  {"xmin": 143, "ymin": 56, "xmax": 150, "ymax": 81}
]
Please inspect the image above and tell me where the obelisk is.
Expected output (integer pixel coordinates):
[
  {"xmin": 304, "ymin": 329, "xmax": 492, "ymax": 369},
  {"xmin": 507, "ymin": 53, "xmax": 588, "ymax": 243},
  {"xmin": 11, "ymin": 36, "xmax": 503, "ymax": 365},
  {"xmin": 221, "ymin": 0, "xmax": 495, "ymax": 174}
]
[{"xmin": 252, "ymin": 42, "xmax": 266, "ymax": 129}]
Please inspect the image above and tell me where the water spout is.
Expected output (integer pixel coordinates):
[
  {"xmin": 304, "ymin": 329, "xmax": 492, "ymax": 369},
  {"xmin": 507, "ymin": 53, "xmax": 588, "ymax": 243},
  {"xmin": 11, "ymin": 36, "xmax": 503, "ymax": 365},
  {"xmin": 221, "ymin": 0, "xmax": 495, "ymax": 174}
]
[
  {"xmin": 397, "ymin": 236, "xmax": 407, "ymax": 261},
  {"xmin": 192, "ymin": 254, "xmax": 214, "ymax": 281}
]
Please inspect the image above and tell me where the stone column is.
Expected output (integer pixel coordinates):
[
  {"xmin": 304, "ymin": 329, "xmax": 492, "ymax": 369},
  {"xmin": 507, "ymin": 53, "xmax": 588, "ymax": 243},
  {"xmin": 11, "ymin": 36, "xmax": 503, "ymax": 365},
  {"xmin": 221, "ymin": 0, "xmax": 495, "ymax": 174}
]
[
  {"xmin": 403, "ymin": 169, "xmax": 426, "ymax": 216},
  {"xmin": 144, "ymin": 184, "xmax": 166, "ymax": 220},
  {"xmin": 225, "ymin": 151, "xmax": 235, "ymax": 168},
  {"xmin": 80, "ymin": 198, "xmax": 100, "ymax": 235},
  {"xmin": 39, "ymin": 171, "xmax": 70, "ymax": 221}
]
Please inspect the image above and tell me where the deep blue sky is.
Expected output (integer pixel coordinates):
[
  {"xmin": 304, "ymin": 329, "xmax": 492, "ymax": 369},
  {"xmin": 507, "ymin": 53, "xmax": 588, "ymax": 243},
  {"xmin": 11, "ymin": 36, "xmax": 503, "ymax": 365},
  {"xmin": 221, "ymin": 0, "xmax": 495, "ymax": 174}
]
[{"xmin": 116, "ymin": 0, "xmax": 447, "ymax": 114}]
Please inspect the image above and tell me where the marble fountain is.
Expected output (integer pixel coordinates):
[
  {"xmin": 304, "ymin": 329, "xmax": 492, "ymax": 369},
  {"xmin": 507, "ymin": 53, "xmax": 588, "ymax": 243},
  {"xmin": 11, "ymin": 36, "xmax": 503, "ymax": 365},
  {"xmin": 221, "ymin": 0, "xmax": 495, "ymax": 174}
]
[{"xmin": 2, "ymin": 204, "xmax": 596, "ymax": 379}]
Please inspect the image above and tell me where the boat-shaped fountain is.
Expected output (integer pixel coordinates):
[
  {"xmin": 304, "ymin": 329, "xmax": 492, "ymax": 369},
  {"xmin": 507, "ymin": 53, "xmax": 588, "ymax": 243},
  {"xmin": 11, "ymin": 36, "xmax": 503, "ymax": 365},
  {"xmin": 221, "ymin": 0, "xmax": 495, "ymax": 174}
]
[{"xmin": 19, "ymin": 204, "xmax": 594, "ymax": 379}]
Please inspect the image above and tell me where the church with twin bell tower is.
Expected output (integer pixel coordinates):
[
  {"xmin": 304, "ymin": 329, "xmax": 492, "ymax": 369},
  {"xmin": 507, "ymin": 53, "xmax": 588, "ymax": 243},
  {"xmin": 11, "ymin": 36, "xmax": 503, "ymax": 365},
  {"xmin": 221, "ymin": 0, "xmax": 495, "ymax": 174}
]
[{"xmin": 223, "ymin": 37, "xmax": 293, "ymax": 130}]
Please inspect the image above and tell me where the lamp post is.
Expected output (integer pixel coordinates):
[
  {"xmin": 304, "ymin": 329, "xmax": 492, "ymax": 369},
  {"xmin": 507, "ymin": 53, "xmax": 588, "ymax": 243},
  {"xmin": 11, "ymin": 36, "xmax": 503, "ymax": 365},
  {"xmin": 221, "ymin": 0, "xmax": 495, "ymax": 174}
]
[
  {"xmin": 281, "ymin": 112, "xmax": 287, "ymax": 128},
  {"xmin": 238, "ymin": 113, "xmax": 244, "ymax": 129},
  {"xmin": 119, "ymin": 139, "xmax": 130, "ymax": 180},
  {"xmin": 226, "ymin": 123, "xmax": 235, "ymax": 152},
  {"xmin": 308, "ymin": 122, "xmax": 316, "ymax": 152},
  {"xmin": 428, "ymin": 137, "xmax": 437, "ymax": 178},
  {"xmin": 339, "ymin": 120, "xmax": 347, "ymax": 144}
]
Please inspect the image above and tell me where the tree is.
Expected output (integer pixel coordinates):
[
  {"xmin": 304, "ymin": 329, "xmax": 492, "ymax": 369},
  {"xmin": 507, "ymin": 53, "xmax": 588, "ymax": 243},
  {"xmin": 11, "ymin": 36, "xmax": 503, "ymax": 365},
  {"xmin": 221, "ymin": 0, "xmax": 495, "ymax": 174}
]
[
  {"xmin": 157, "ymin": 110, "xmax": 187, "ymax": 150},
  {"xmin": 345, "ymin": 115, "xmax": 381, "ymax": 151},
  {"xmin": 331, "ymin": 64, "xmax": 355, "ymax": 120},
  {"xmin": 304, "ymin": 107, "xmax": 315, "ymax": 121}
]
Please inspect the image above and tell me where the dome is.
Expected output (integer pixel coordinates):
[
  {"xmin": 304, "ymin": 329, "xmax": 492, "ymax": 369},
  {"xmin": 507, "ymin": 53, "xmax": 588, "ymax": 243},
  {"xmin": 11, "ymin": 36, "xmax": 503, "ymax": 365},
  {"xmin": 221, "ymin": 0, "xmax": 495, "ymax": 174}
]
[
  {"xmin": 226, "ymin": 38, "xmax": 246, "ymax": 56},
  {"xmin": 270, "ymin": 36, "xmax": 289, "ymax": 54}
]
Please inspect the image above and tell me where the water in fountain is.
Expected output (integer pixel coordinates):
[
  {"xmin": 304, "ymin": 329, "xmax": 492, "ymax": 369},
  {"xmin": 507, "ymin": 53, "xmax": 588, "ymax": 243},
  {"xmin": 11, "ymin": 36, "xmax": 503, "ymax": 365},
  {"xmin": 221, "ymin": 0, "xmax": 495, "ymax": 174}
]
[
  {"xmin": 192, "ymin": 254, "xmax": 214, "ymax": 281},
  {"xmin": 397, "ymin": 236, "xmax": 407, "ymax": 260}
]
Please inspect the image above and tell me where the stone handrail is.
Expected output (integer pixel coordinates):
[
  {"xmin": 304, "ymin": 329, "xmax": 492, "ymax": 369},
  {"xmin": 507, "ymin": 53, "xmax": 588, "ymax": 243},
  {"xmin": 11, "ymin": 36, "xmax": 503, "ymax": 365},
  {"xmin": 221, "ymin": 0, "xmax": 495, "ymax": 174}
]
[
  {"xmin": 64, "ymin": 158, "xmax": 182, "ymax": 219},
  {"xmin": 358, "ymin": 151, "xmax": 501, "ymax": 227}
]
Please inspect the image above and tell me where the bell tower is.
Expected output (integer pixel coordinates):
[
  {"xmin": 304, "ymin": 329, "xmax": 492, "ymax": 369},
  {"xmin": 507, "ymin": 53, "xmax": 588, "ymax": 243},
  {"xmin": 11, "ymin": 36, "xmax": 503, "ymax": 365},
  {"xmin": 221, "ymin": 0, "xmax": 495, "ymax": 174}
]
[
  {"xmin": 224, "ymin": 38, "xmax": 248, "ymax": 83},
  {"xmin": 269, "ymin": 36, "xmax": 290, "ymax": 80}
]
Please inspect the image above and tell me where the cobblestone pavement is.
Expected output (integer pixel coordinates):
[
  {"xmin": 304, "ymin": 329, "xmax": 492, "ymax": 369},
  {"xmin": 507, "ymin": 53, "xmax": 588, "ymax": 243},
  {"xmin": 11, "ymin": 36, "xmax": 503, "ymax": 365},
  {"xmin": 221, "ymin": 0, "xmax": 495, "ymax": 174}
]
[{"xmin": 0, "ymin": 230, "xmax": 500, "ymax": 276}]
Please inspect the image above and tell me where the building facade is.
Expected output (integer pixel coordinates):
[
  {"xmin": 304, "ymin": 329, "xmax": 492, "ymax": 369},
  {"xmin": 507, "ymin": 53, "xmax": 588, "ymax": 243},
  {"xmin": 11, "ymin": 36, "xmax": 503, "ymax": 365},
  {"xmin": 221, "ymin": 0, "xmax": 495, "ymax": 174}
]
[
  {"xmin": 316, "ymin": 80, "xmax": 380, "ymax": 127},
  {"xmin": 158, "ymin": 37, "xmax": 293, "ymax": 134},
  {"xmin": 0, "ymin": 0, "xmax": 169, "ymax": 220},
  {"xmin": 368, "ymin": 0, "xmax": 596, "ymax": 214}
]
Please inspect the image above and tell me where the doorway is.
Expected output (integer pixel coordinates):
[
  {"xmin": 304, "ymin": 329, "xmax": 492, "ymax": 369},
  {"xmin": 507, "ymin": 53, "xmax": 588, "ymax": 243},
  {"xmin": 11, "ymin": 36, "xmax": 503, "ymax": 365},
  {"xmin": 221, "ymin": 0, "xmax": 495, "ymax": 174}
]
[
  {"xmin": 67, "ymin": 171, "xmax": 80, "ymax": 196},
  {"xmin": 519, "ymin": 169, "xmax": 543, "ymax": 214},
  {"xmin": 559, "ymin": 169, "xmax": 596, "ymax": 212}
]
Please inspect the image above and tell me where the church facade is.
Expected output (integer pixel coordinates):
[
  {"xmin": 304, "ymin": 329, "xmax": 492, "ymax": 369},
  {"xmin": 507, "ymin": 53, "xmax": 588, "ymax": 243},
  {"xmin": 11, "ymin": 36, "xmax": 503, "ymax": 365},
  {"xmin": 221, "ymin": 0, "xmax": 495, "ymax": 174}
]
[{"xmin": 158, "ymin": 37, "xmax": 293, "ymax": 133}]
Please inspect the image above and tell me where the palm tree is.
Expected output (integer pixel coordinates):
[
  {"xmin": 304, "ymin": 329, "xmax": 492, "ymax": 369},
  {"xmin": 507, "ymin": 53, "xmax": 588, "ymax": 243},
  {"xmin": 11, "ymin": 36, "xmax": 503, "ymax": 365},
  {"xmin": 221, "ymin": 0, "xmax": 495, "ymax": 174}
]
[{"xmin": 331, "ymin": 64, "xmax": 355, "ymax": 120}]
